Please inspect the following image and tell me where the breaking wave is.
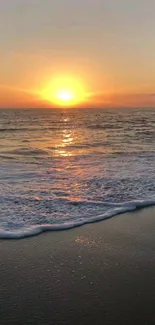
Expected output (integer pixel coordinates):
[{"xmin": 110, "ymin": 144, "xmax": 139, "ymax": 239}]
[{"xmin": 0, "ymin": 199, "xmax": 155, "ymax": 239}]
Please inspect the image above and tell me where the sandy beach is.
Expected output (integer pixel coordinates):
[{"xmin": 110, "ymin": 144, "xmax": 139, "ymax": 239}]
[{"xmin": 1, "ymin": 207, "xmax": 155, "ymax": 325}]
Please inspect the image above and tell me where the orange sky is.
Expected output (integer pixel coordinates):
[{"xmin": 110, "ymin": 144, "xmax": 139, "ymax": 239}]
[{"xmin": 1, "ymin": 0, "xmax": 155, "ymax": 108}]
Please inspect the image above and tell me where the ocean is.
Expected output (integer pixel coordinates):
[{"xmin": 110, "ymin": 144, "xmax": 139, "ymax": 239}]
[{"xmin": 1, "ymin": 107, "xmax": 155, "ymax": 238}]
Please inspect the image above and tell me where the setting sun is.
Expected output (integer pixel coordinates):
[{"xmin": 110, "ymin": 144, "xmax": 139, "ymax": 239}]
[
  {"xmin": 41, "ymin": 76, "xmax": 87, "ymax": 107},
  {"xmin": 57, "ymin": 90, "xmax": 74, "ymax": 102}
]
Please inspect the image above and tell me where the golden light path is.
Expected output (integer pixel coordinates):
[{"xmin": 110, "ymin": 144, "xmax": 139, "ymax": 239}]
[{"xmin": 41, "ymin": 75, "xmax": 87, "ymax": 107}]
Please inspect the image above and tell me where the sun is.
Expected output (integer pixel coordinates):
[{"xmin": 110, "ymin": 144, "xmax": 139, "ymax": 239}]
[
  {"xmin": 41, "ymin": 76, "xmax": 86, "ymax": 107},
  {"xmin": 54, "ymin": 88, "xmax": 76, "ymax": 106},
  {"xmin": 57, "ymin": 90, "xmax": 74, "ymax": 102}
]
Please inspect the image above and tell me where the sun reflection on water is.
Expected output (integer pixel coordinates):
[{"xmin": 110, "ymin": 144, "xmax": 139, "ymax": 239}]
[
  {"xmin": 29, "ymin": 115, "xmax": 88, "ymax": 160},
  {"xmin": 54, "ymin": 117, "xmax": 75, "ymax": 157}
]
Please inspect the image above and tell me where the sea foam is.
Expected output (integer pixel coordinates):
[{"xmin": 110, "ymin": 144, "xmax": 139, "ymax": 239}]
[{"xmin": 0, "ymin": 199, "xmax": 155, "ymax": 239}]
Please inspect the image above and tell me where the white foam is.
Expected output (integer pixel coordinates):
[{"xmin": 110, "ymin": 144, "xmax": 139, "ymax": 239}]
[{"xmin": 0, "ymin": 199, "xmax": 155, "ymax": 239}]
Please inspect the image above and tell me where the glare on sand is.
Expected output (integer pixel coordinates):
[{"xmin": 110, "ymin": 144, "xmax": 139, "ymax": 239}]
[{"xmin": 41, "ymin": 76, "xmax": 87, "ymax": 107}]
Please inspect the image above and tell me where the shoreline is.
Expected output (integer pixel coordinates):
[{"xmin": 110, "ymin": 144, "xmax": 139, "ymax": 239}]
[
  {"xmin": 1, "ymin": 200, "xmax": 155, "ymax": 239},
  {"xmin": 1, "ymin": 207, "xmax": 155, "ymax": 324}
]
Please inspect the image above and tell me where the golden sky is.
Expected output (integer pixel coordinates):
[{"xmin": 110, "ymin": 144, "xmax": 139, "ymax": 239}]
[{"xmin": 1, "ymin": 0, "xmax": 155, "ymax": 108}]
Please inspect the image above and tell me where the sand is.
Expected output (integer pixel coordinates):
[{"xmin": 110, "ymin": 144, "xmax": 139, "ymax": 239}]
[{"xmin": 1, "ymin": 207, "xmax": 155, "ymax": 325}]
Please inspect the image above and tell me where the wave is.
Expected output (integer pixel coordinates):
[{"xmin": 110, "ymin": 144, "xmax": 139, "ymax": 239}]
[
  {"xmin": 0, "ymin": 125, "xmax": 73, "ymax": 133},
  {"xmin": 7, "ymin": 148, "xmax": 49, "ymax": 156},
  {"xmin": 0, "ymin": 154, "xmax": 16, "ymax": 160},
  {"xmin": 0, "ymin": 127, "xmax": 52, "ymax": 133},
  {"xmin": 0, "ymin": 199, "xmax": 155, "ymax": 239},
  {"xmin": 0, "ymin": 128, "xmax": 33, "ymax": 132}
]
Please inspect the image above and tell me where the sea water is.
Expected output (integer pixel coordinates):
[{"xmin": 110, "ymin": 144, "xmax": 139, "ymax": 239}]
[{"xmin": 1, "ymin": 108, "xmax": 155, "ymax": 238}]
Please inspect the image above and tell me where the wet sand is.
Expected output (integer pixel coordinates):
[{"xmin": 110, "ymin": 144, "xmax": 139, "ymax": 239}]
[{"xmin": 1, "ymin": 207, "xmax": 155, "ymax": 325}]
